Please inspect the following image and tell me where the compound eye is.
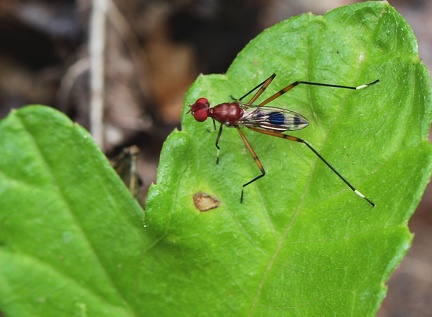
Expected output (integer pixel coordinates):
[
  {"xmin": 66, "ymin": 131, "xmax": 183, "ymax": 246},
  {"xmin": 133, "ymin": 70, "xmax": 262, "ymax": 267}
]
[
  {"xmin": 195, "ymin": 98, "xmax": 209, "ymax": 105},
  {"xmin": 193, "ymin": 108, "xmax": 209, "ymax": 122},
  {"xmin": 190, "ymin": 98, "xmax": 210, "ymax": 122}
]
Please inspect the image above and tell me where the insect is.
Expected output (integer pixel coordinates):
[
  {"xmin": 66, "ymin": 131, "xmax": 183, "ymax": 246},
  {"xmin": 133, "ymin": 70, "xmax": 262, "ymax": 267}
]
[
  {"xmin": 188, "ymin": 73, "xmax": 379, "ymax": 206},
  {"xmin": 111, "ymin": 145, "xmax": 144, "ymax": 206}
]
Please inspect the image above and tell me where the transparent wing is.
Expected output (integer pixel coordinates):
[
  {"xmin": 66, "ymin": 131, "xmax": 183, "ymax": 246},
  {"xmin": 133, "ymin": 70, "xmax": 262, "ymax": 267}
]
[{"xmin": 238, "ymin": 104, "xmax": 309, "ymax": 132}]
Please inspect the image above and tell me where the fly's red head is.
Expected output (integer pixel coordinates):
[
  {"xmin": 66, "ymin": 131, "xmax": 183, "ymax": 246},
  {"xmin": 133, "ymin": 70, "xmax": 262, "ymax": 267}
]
[{"xmin": 188, "ymin": 98, "xmax": 210, "ymax": 122}]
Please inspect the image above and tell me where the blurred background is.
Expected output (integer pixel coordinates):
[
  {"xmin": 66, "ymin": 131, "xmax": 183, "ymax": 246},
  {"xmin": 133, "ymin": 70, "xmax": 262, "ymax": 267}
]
[{"xmin": 0, "ymin": 0, "xmax": 430, "ymax": 315}]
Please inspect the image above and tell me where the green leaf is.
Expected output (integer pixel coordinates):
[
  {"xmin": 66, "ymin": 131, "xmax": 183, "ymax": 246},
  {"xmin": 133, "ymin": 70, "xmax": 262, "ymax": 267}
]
[
  {"xmin": 0, "ymin": 106, "xmax": 150, "ymax": 316},
  {"xmin": 147, "ymin": 1, "xmax": 432, "ymax": 316},
  {"xmin": 0, "ymin": 2, "xmax": 431, "ymax": 317}
]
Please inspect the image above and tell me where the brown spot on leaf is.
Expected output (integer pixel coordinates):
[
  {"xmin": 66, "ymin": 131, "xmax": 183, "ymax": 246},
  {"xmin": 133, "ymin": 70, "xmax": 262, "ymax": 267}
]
[{"xmin": 193, "ymin": 192, "xmax": 220, "ymax": 212}]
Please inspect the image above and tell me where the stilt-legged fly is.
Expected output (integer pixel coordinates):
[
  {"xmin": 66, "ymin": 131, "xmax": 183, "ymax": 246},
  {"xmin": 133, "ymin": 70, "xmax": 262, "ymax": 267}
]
[{"xmin": 188, "ymin": 74, "xmax": 379, "ymax": 206}]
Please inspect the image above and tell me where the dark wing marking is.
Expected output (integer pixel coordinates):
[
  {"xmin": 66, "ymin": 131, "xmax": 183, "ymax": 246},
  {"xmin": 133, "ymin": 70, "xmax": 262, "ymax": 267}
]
[{"xmin": 238, "ymin": 105, "xmax": 309, "ymax": 132}]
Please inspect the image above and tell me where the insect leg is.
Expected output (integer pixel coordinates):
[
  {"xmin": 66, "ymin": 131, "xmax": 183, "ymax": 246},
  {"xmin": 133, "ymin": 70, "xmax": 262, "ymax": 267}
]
[
  {"xmin": 236, "ymin": 127, "xmax": 266, "ymax": 203},
  {"xmin": 215, "ymin": 123, "xmax": 224, "ymax": 164},
  {"xmin": 238, "ymin": 74, "xmax": 277, "ymax": 104},
  {"xmin": 247, "ymin": 127, "xmax": 375, "ymax": 207},
  {"xmin": 258, "ymin": 79, "xmax": 379, "ymax": 106}
]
